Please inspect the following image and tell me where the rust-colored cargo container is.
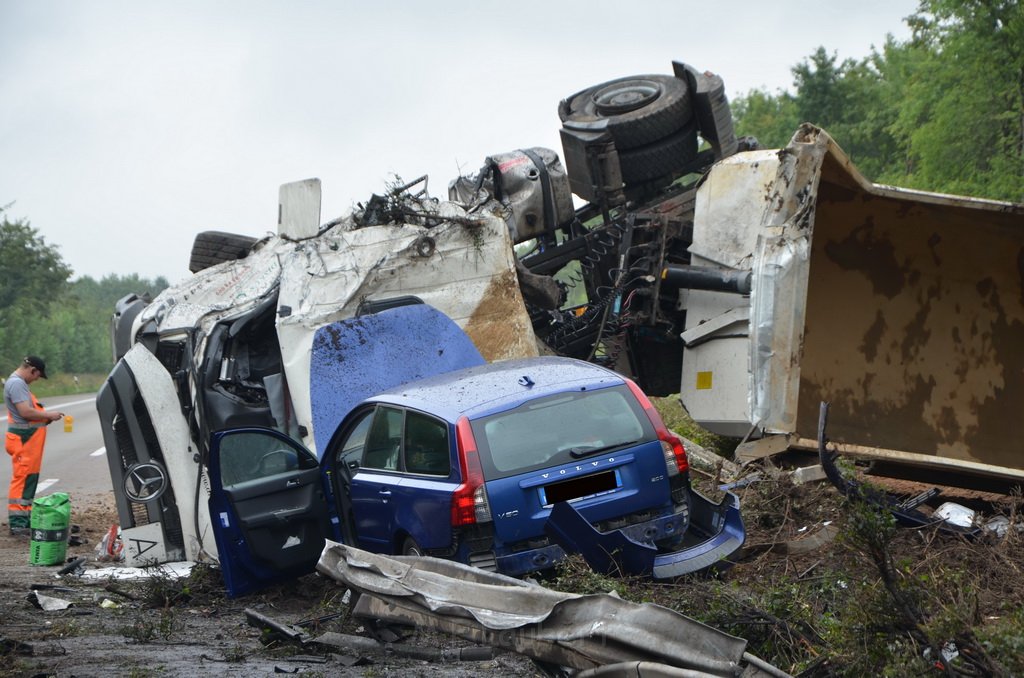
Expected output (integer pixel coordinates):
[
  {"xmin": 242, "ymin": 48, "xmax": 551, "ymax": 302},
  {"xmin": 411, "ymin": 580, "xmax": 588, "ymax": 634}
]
[{"xmin": 681, "ymin": 125, "xmax": 1024, "ymax": 482}]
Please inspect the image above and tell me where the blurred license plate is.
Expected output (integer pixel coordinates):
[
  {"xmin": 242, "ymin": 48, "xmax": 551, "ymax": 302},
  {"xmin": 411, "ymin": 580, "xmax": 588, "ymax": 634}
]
[{"xmin": 542, "ymin": 470, "xmax": 617, "ymax": 505}]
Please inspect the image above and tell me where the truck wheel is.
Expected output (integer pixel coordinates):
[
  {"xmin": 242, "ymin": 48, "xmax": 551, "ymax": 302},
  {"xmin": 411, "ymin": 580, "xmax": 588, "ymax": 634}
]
[
  {"xmin": 189, "ymin": 231, "xmax": 259, "ymax": 273},
  {"xmin": 617, "ymin": 119, "xmax": 699, "ymax": 185},
  {"xmin": 559, "ymin": 74, "xmax": 692, "ymax": 151}
]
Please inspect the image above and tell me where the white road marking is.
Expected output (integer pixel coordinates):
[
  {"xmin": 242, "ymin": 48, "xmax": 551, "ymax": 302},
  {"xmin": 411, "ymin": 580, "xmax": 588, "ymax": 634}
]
[
  {"xmin": 53, "ymin": 397, "xmax": 96, "ymax": 408},
  {"xmin": 36, "ymin": 478, "xmax": 58, "ymax": 494},
  {"xmin": 91, "ymin": 447, "xmax": 106, "ymax": 457}
]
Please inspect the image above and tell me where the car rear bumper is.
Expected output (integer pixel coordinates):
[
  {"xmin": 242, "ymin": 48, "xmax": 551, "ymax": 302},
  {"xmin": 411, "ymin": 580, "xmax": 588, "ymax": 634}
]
[
  {"xmin": 492, "ymin": 502, "xmax": 690, "ymax": 577},
  {"xmin": 652, "ymin": 489, "xmax": 745, "ymax": 577},
  {"xmin": 543, "ymin": 488, "xmax": 744, "ymax": 578}
]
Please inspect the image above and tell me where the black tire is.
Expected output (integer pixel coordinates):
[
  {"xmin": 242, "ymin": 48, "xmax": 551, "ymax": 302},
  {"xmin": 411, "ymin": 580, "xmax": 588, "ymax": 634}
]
[
  {"xmin": 189, "ymin": 231, "xmax": 259, "ymax": 273},
  {"xmin": 559, "ymin": 74, "xmax": 692, "ymax": 151},
  {"xmin": 401, "ymin": 537, "xmax": 424, "ymax": 557},
  {"xmin": 617, "ymin": 119, "xmax": 700, "ymax": 185}
]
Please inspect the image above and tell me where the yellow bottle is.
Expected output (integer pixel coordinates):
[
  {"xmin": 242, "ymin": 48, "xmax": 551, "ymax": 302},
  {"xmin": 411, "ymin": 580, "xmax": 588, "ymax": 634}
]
[{"xmin": 63, "ymin": 415, "xmax": 74, "ymax": 433}]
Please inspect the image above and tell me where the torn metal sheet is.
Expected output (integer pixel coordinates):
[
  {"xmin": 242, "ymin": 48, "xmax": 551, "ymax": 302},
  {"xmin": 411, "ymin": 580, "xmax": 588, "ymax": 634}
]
[
  {"xmin": 79, "ymin": 561, "xmax": 196, "ymax": 581},
  {"xmin": 317, "ymin": 541, "xmax": 754, "ymax": 675},
  {"xmin": 448, "ymin": 147, "xmax": 575, "ymax": 244},
  {"xmin": 28, "ymin": 592, "xmax": 73, "ymax": 611}
]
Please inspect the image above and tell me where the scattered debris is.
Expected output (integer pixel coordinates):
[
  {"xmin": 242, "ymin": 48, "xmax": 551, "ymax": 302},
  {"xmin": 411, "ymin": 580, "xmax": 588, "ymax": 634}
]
[
  {"xmin": 29, "ymin": 584, "xmax": 76, "ymax": 593},
  {"xmin": 245, "ymin": 608, "xmax": 313, "ymax": 645},
  {"xmin": 790, "ymin": 465, "xmax": 827, "ymax": 486},
  {"xmin": 78, "ymin": 561, "xmax": 195, "ymax": 581},
  {"xmin": 818, "ymin": 401, "xmax": 1017, "ymax": 537},
  {"xmin": 27, "ymin": 591, "xmax": 72, "ymax": 611},
  {"xmin": 57, "ymin": 556, "xmax": 87, "ymax": 575},
  {"xmin": 94, "ymin": 524, "xmax": 123, "ymax": 562},
  {"xmin": 741, "ymin": 522, "xmax": 839, "ymax": 558}
]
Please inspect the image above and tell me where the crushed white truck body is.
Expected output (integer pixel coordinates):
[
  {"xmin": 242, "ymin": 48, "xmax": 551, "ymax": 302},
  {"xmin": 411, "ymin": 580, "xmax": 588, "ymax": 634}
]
[{"xmin": 100, "ymin": 195, "xmax": 537, "ymax": 564}]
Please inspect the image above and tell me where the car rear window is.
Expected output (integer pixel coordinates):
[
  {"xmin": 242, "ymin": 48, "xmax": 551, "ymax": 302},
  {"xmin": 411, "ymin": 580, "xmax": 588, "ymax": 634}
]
[{"xmin": 471, "ymin": 385, "xmax": 654, "ymax": 479}]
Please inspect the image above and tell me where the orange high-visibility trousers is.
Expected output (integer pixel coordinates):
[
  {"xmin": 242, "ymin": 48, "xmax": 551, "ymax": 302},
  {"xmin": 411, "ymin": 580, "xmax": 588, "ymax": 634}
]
[{"xmin": 6, "ymin": 394, "xmax": 48, "ymax": 531}]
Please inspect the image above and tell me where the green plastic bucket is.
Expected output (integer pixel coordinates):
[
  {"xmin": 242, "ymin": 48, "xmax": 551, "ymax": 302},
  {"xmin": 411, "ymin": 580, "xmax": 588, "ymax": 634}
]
[{"xmin": 29, "ymin": 492, "xmax": 71, "ymax": 566}]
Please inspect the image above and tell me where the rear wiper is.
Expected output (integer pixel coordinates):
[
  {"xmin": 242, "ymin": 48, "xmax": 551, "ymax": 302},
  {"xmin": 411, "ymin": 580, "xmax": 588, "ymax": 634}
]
[{"xmin": 569, "ymin": 441, "xmax": 638, "ymax": 458}]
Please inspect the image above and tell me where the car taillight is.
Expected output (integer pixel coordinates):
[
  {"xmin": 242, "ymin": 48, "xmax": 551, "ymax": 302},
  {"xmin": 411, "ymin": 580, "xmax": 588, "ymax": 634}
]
[
  {"xmin": 452, "ymin": 416, "xmax": 492, "ymax": 526},
  {"xmin": 625, "ymin": 379, "xmax": 689, "ymax": 475}
]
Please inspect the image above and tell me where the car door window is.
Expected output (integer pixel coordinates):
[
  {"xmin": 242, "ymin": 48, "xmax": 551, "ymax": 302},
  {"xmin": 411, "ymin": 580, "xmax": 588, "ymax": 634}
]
[
  {"xmin": 361, "ymin": 406, "xmax": 403, "ymax": 471},
  {"xmin": 218, "ymin": 431, "xmax": 313, "ymax": 488},
  {"xmin": 404, "ymin": 411, "xmax": 450, "ymax": 476},
  {"xmin": 336, "ymin": 410, "xmax": 374, "ymax": 470}
]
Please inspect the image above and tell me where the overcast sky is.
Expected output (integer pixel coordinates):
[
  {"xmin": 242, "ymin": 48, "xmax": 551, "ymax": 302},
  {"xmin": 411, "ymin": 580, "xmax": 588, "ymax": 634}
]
[{"xmin": 1, "ymin": 0, "xmax": 919, "ymax": 284}]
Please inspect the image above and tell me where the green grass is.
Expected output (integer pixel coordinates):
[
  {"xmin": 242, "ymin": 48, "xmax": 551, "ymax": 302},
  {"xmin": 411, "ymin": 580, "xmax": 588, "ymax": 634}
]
[
  {"xmin": 651, "ymin": 394, "xmax": 739, "ymax": 458},
  {"xmin": 27, "ymin": 372, "xmax": 107, "ymax": 398},
  {"xmin": 547, "ymin": 476, "xmax": 1024, "ymax": 676}
]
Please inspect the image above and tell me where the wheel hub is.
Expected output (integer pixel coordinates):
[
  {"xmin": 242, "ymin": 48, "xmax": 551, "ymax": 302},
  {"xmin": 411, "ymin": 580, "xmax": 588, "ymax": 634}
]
[{"xmin": 592, "ymin": 80, "xmax": 662, "ymax": 115}]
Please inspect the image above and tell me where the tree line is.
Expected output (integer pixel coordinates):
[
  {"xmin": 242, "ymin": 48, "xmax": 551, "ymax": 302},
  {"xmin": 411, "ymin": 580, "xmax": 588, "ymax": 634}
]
[
  {"xmin": 731, "ymin": 0, "xmax": 1023, "ymax": 203},
  {"xmin": 0, "ymin": 206, "xmax": 168, "ymax": 377}
]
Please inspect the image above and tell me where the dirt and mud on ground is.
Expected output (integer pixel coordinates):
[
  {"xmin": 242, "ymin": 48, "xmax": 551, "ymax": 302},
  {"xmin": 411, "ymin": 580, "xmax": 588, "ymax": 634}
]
[
  {"xmin": 0, "ymin": 492, "xmax": 541, "ymax": 677},
  {"xmin": 2, "ymin": 463, "xmax": 1024, "ymax": 677}
]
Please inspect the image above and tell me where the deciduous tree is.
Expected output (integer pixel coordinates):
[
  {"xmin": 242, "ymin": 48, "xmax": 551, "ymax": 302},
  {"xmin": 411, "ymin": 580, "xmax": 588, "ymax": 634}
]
[{"xmin": 0, "ymin": 209, "xmax": 72, "ymax": 370}]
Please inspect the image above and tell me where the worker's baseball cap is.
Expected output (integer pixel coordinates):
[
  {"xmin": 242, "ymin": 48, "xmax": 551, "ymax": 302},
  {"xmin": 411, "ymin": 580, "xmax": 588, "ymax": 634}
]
[{"xmin": 24, "ymin": 356, "xmax": 48, "ymax": 379}]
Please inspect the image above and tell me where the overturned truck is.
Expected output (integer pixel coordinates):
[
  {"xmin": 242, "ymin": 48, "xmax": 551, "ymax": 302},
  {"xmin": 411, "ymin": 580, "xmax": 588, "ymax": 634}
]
[
  {"xmin": 507, "ymin": 63, "xmax": 1024, "ymax": 487},
  {"xmin": 100, "ymin": 60, "xmax": 1024, "ymax": 582}
]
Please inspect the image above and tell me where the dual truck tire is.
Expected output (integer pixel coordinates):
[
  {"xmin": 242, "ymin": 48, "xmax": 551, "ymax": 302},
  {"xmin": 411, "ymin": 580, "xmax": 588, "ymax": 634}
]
[{"xmin": 558, "ymin": 73, "xmax": 698, "ymax": 185}]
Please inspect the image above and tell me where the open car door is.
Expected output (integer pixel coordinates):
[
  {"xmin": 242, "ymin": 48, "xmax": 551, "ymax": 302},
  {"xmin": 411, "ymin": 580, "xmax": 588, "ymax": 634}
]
[
  {"xmin": 208, "ymin": 305, "xmax": 486, "ymax": 596},
  {"xmin": 207, "ymin": 427, "xmax": 334, "ymax": 597}
]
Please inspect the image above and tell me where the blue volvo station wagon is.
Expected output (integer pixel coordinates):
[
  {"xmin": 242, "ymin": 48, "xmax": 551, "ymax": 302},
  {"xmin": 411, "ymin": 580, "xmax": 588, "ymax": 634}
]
[
  {"xmin": 205, "ymin": 307, "xmax": 744, "ymax": 597},
  {"xmin": 201, "ymin": 305, "xmax": 745, "ymax": 598}
]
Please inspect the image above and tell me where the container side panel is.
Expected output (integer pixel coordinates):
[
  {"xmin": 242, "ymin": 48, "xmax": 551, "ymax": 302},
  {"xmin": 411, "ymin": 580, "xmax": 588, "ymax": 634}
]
[{"xmin": 798, "ymin": 175, "xmax": 1024, "ymax": 469}]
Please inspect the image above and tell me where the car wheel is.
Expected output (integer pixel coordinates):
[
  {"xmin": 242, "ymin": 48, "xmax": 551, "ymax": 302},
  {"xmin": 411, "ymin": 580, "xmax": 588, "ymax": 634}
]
[
  {"xmin": 617, "ymin": 119, "xmax": 700, "ymax": 185},
  {"xmin": 559, "ymin": 74, "xmax": 692, "ymax": 151},
  {"xmin": 401, "ymin": 537, "xmax": 424, "ymax": 557},
  {"xmin": 189, "ymin": 230, "xmax": 259, "ymax": 273}
]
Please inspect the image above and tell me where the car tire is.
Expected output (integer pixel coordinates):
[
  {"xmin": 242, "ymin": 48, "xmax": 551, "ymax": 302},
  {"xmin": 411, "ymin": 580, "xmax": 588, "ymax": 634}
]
[
  {"xmin": 559, "ymin": 74, "xmax": 692, "ymax": 151},
  {"xmin": 401, "ymin": 537, "xmax": 424, "ymax": 557},
  {"xmin": 617, "ymin": 119, "xmax": 700, "ymax": 185},
  {"xmin": 189, "ymin": 231, "xmax": 259, "ymax": 273}
]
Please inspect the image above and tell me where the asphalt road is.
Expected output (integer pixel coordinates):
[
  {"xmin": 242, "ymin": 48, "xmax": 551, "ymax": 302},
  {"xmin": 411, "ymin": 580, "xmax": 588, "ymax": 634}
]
[{"xmin": 1, "ymin": 392, "xmax": 112, "ymax": 501}]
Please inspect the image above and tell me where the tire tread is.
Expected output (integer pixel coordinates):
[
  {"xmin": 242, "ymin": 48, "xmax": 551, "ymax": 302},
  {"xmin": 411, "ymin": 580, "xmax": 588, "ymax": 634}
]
[{"xmin": 189, "ymin": 231, "xmax": 259, "ymax": 273}]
